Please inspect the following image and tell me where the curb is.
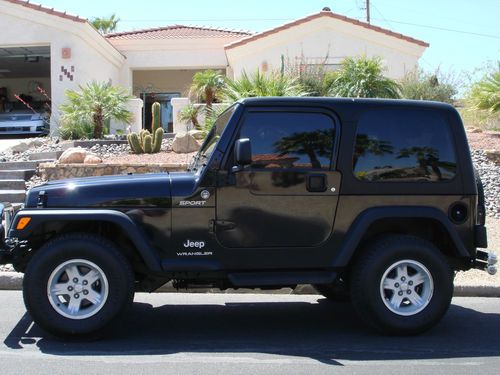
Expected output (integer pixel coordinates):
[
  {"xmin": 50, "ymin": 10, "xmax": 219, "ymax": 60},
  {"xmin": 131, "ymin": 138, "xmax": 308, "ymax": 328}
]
[{"xmin": 1, "ymin": 272, "xmax": 499, "ymax": 297}]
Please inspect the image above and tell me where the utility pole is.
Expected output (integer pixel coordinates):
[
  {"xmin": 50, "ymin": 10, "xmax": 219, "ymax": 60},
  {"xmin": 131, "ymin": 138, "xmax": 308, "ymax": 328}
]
[{"xmin": 366, "ymin": 0, "xmax": 371, "ymax": 23}]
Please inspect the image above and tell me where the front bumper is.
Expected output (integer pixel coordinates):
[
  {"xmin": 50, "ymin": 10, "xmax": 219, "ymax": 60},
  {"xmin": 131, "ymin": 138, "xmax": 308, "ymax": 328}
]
[{"xmin": 0, "ymin": 202, "xmax": 16, "ymax": 264}]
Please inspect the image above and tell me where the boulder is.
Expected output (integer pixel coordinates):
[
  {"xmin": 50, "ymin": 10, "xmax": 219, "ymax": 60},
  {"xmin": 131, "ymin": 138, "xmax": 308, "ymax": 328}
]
[
  {"xmin": 10, "ymin": 138, "xmax": 44, "ymax": 153},
  {"xmin": 467, "ymin": 127, "xmax": 482, "ymax": 133},
  {"xmin": 485, "ymin": 150, "xmax": 500, "ymax": 166},
  {"xmin": 58, "ymin": 147, "xmax": 87, "ymax": 163},
  {"xmin": 84, "ymin": 154, "xmax": 103, "ymax": 164},
  {"xmin": 188, "ymin": 129, "xmax": 205, "ymax": 141},
  {"xmin": 172, "ymin": 132, "xmax": 199, "ymax": 153}
]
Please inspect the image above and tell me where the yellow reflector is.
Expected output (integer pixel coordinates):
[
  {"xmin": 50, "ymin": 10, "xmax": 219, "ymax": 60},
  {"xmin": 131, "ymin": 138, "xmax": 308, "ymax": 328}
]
[{"xmin": 16, "ymin": 217, "xmax": 31, "ymax": 230}]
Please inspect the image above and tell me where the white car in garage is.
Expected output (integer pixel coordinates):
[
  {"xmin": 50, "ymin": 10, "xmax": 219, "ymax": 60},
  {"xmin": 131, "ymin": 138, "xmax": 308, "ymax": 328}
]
[{"xmin": 0, "ymin": 110, "xmax": 48, "ymax": 135}]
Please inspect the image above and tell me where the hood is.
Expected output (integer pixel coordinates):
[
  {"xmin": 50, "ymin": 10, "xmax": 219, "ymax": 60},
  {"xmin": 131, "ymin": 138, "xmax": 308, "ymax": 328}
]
[{"xmin": 25, "ymin": 173, "xmax": 173, "ymax": 208}]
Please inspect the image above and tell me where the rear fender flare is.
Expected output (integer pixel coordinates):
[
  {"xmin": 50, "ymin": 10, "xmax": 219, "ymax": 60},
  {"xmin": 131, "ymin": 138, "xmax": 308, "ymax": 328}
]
[{"xmin": 332, "ymin": 206, "xmax": 469, "ymax": 267}]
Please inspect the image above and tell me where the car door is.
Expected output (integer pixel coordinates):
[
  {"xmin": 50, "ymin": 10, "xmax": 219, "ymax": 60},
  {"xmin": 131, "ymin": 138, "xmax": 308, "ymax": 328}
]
[{"xmin": 215, "ymin": 107, "xmax": 341, "ymax": 251}]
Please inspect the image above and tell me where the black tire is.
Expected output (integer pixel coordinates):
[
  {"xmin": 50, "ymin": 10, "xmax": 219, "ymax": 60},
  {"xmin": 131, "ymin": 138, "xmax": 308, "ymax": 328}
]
[
  {"xmin": 350, "ymin": 235, "xmax": 453, "ymax": 335},
  {"xmin": 23, "ymin": 233, "xmax": 135, "ymax": 338},
  {"xmin": 314, "ymin": 278, "xmax": 350, "ymax": 302}
]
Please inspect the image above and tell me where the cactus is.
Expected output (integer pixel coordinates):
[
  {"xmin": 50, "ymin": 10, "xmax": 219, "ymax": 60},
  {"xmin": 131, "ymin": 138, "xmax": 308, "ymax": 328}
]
[
  {"xmin": 144, "ymin": 134, "xmax": 153, "ymax": 153},
  {"xmin": 153, "ymin": 127, "xmax": 164, "ymax": 153},
  {"xmin": 127, "ymin": 133, "xmax": 143, "ymax": 154},
  {"xmin": 126, "ymin": 102, "xmax": 164, "ymax": 154},
  {"xmin": 152, "ymin": 102, "xmax": 161, "ymax": 133}
]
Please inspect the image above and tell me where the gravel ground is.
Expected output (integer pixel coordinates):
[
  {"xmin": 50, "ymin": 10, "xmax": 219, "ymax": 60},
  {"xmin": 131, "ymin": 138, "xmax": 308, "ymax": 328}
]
[{"xmin": 471, "ymin": 149, "xmax": 500, "ymax": 219}]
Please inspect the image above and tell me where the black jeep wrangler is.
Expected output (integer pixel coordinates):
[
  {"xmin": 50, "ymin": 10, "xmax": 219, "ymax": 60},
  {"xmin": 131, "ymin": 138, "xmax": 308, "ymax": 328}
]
[{"xmin": 0, "ymin": 98, "xmax": 497, "ymax": 337}]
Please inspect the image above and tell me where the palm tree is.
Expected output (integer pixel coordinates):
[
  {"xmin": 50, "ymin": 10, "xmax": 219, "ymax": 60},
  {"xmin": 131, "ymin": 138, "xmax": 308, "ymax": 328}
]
[
  {"xmin": 91, "ymin": 14, "xmax": 120, "ymax": 34},
  {"xmin": 329, "ymin": 56, "xmax": 401, "ymax": 98},
  {"xmin": 190, "ymin": 70, "xmax": 225, "ymax": 108},
  {"xmin": 60, "ymin": 81, "xmax": 132, "ymax": 139},
  {"xmin": 178, "ymin": 104, "xmax": 202, "ymax": 130},
  {"xmin": 467, "ymin": 64, "xmax": 500, "ymax": 114},
  {"xmin": 223, "ymin": 70, "xmax": 307, "ymax": 102}
]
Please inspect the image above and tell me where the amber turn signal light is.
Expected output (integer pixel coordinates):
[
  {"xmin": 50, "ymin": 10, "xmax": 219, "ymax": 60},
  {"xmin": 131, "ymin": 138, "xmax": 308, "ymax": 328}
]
[{"xmin": 16, "ymin": 217, "xmax": 31, "ymax": 230}]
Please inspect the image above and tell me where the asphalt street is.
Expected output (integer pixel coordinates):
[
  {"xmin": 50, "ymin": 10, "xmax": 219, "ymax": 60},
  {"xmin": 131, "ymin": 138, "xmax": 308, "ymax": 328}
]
[{"xmin": 0, "ymin": 291, "xmax": 499, "ymax": 374}]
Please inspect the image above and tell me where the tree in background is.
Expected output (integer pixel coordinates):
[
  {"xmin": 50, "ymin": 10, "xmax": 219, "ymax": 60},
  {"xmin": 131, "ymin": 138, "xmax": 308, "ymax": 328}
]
[
  {"xmin": 328, "ymin": 56, "xmax": 401, "ymax": 99},
  {"xmin": 399, "ymin": 69, "xmax": 458, "ymax": 104},
  {"xmin": 222, "ymin": 70, "xmax": 307, "ymax": 102},
  {"xmin": 60, "ymin": 81, "xmax": 132, "ymax": 139},
  {"xmin": 91, "ymin": 14, "xmax": 120, "ymax": 34},
  {"xmin": 190, "ymin": 70, "xmax": 226, "ymax": 109}
]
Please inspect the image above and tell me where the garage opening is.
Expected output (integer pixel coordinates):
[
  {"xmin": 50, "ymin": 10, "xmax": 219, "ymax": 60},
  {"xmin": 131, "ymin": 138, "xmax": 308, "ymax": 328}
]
[{"xmin": 0, "ymin": 45, "xmax": 51, "ymax": 135}]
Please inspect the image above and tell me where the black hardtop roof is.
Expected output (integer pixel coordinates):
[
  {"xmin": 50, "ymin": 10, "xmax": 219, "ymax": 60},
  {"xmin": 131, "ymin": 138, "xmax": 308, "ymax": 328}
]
[{"xmin": 238, "ymin": 97, "xmax": 455, "ymax": 111}]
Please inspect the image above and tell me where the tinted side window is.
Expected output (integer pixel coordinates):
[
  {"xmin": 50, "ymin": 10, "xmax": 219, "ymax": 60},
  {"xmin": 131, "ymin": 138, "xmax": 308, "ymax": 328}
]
[
  {"xmin": 353, "ymin": 109, "xmax": 457, "ymax": 182},
  {"xmin": 240, "ymin": 112, "xmax": 335, "ymax": 169}
]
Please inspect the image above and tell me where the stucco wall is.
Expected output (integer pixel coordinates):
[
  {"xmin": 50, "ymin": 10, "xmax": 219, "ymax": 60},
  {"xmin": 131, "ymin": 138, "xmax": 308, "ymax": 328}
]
[
  {"xmin": 0, "ymin": 2, "xmax": 125, "ymax": 134},
  {"xmin": 226, "ymin": 16, "xmax": 426, "ymax": 80}
]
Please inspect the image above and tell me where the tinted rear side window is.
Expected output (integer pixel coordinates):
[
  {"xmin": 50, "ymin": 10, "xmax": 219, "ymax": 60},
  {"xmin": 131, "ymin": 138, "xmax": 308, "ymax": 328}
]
[
  {"xmin": 240, "ymin": 111, "xmax": 335, "ymax": 169},
  {"xmin": 353, "ymin": 109, "xmax": 456, "ymax": 182}
]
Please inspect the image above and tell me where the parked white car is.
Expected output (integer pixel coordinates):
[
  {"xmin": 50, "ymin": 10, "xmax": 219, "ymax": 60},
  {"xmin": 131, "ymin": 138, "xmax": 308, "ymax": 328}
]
[{"xmin": 0, "ymin": 110, "xmax": 48, "ymax": 135}]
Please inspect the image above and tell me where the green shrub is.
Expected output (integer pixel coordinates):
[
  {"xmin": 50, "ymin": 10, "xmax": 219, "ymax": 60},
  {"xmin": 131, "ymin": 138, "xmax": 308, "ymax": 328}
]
[
  {"xmin": 223, "ymin": 70, "xmax": 307, "ymax": 102},
  {"xmin": 466, "ymin": 63, "xmax": 500, "ymax": 113},
  {"xmin": 58, "ymin": 120, "xmax": 95, "ymax": 140},
  {"xmin": 400, "ymin": 69, "xmax": 457, "ymax": 103},
  {"xmin": 328, "ymin": 56, "xmax": 401, "ymax": 98}
]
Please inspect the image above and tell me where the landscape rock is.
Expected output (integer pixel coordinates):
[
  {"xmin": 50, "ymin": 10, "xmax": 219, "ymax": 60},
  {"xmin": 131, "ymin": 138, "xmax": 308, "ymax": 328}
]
[
  {"xmin": 84, "ymin": 154, "xmax": 103, "ymax": 164},
  {"xmin": 9, "ymin": 138, "xmax": 44, "ymax": 153},
  {"xmin": 467, "ymin": 127, "xmax": 482, "ymax": 133},
  {"xmin": 484, "ymin": 150, "xmax": 500, "ymax": 166},
  {"xmin": 58, "ymin": 147, "xmax": 87, "ymax": 163},
  {"xmin": 172, "ymin": 132, "xmax": 199, "ymax": 153},
  {"xmin": 188, "ymin": 129, "xmax": 205, "ymax": 141}
]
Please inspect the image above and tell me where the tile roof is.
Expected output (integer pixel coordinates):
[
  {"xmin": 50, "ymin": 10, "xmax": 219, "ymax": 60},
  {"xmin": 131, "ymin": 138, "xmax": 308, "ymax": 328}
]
[
  {"xmin": 106, "ymin": 25, "xmax": 252, "ymax": 40},
  {"xmin": 4, "ymin": 0, "xmax": 86, "ymax": 23},
  {"xmin": 225, "ymin": 10, "xmax": 429, "ymax": 49}
]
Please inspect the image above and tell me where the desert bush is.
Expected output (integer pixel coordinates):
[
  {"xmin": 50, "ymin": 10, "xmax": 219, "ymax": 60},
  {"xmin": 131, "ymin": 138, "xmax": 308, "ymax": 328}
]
[{"xmin": 400, "ymin": 69, "xmax": 458, "ymax": 103}]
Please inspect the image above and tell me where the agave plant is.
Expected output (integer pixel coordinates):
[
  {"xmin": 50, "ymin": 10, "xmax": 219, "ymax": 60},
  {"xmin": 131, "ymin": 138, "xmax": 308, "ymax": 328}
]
[
  {"xmin": 190, "ymin": 70, "xmax": 225, "ymax": 108},
  {"xmin": 223, "ymin": 70, "xmax": 307, "ymax": 102},
  {"xmin": 60, "ymin": 81, "xmax": 132, "ymax": 139},
  {"xmin": 328, "ymin": 56, "xmax": 401, "ymax": 99}
]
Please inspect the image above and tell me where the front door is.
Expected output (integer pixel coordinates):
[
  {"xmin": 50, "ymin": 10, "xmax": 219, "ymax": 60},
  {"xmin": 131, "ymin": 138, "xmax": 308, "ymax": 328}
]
[{"xmin": 216, "ymin": 108, "xmax": 340, "ymax": 252}]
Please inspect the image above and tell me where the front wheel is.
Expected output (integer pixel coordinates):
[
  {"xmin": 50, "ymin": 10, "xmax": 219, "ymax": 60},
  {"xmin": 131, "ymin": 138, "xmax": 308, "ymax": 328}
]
[
  {"xmin": 350, "ymin": 235, "xmax": 453, "ymax": 335},
  {"xmin": 23, "ymin": 233, "xmax": 135, "ymax": 338}
]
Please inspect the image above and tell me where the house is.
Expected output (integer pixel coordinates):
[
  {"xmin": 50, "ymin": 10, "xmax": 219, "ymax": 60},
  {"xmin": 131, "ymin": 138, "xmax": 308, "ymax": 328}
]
[{"xmin": 0, "ymin": 0, "xmax": 429, "ymax": 134}]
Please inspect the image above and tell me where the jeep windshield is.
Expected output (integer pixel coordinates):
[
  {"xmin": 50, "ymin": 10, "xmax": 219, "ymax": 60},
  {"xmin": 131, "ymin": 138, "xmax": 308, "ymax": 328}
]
[{"xmin": 189, "ymin": 104, "xmax": 236, "ymax": 171}]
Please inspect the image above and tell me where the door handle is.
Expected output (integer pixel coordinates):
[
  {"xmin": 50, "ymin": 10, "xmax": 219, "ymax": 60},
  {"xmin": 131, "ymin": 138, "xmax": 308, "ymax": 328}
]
[{"xmin": 306, "ymin": 174, "xmax": 327, "ymax": 192}]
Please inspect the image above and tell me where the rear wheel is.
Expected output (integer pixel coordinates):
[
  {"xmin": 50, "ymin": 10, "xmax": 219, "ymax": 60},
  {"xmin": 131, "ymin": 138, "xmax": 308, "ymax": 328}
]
[
  {"xmin": 23, "ymin": 233, "xmax": 134, "ymax": 338},
  {"xmin": 350, "ymin": 235, "xmax": 453, "ymax": 335}
]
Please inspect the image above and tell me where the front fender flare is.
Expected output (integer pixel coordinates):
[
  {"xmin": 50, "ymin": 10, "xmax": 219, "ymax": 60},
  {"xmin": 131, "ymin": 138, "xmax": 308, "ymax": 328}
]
[{"xmin": 9, "ymin": 209, "xmax": 162, "ymax": 271}]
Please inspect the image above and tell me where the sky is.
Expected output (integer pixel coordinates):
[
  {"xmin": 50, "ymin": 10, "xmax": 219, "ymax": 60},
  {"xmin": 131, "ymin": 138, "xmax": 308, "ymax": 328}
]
[{"xmin": 33, "ymin": 0, "xmax": 499, "ymax": 80}]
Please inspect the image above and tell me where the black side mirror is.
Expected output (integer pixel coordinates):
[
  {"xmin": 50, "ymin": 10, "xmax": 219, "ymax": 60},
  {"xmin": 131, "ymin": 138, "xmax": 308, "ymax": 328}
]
[{"xmin": 233, "ymin": 138, "xmax": 252, "ymax": 171}]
